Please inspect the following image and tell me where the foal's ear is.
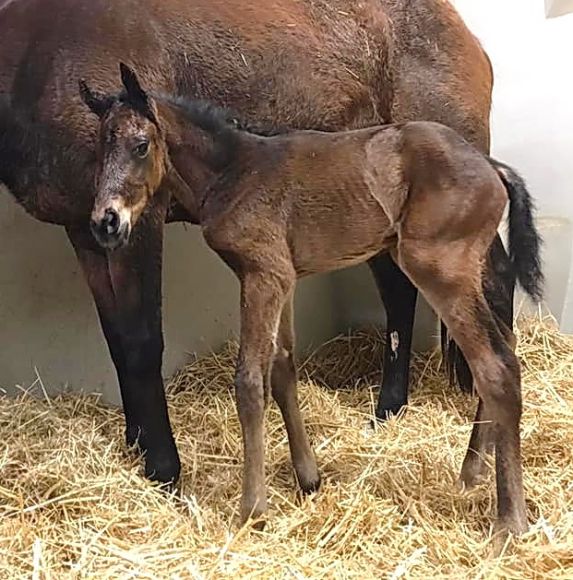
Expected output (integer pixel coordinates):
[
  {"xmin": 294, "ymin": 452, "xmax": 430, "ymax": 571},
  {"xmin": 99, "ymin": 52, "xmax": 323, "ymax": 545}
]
[
  {"xmin": 119, "ymin": 63, "xmax": 148, "ymax": 103},
  {"xmin": 78, "ymin": 79, "xmax": 114, "ymax": 118},
  {"xmin": 119, "ymin": 62, "xmax": 159, "ymax": 124}
]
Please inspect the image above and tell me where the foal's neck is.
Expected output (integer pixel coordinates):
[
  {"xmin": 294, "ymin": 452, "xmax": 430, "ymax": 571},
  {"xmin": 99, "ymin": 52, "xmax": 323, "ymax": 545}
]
[{"xmin": 158, "ymin": 98, "xmax": 257, "ymax": 218}]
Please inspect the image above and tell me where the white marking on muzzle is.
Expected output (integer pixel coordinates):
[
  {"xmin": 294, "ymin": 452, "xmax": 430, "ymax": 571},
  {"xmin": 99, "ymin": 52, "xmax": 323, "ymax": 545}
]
[{"xmin": 94, "ymin": 197, "xmax": 133, "ymax": 230}]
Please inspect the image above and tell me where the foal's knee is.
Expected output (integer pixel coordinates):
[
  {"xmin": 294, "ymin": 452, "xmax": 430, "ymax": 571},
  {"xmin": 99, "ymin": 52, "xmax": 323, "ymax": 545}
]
[{"xmin": 235, "ymin": 365, "xmax": 265, "ymax": 419}]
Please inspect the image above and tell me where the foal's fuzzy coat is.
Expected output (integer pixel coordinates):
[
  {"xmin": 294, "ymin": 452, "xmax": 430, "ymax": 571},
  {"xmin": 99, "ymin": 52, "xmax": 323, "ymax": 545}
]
[{"xmin": 81, "ymin": 66, "xmax": 543, "ymax": 541}]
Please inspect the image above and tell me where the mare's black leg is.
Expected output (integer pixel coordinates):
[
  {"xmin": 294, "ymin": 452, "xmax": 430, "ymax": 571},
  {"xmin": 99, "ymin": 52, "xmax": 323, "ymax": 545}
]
[
  {"xmin": 368, "ymin": 252, "xmax": 417, "ymax": 420},
  {"xmin": 67, "ymin": 226, "xmax": 135, "ymax": 437},
  {"xmin": 441, "ymin": 321, "xmax": 472, "ymax": 392},
  {"xmin": 66, "ymin": 192, "xmax": 180, "ymax": 485}
]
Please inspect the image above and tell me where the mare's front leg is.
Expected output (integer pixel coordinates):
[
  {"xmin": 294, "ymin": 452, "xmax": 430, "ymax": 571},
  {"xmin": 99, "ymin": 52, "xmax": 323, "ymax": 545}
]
[
  {"xmin": 67, "ymin": 195, "xmax": 180, "ymax": 485},
  {"xmin": 368, "ymin": 252, "xmax": 417, "ymax": 420},
  {"xmin": 234, "ymin": 268, "xmax": 294, "ymax": 525}
]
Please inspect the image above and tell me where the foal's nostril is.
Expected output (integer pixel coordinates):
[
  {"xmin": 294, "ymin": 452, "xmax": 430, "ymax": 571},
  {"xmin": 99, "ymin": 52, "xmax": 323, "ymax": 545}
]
[{"xmin": 102, "ymin": 208, "xmax": 120, "ymax": 235}]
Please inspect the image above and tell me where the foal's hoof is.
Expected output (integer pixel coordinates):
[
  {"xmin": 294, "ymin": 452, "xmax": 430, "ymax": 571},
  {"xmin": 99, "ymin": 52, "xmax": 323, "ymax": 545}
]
[
  {"xmin": 240, "ymin": 496, "xmax": 268, "ymax": 530},
  {"xmin": 458, "ymin": 454, "xmax": 491, "ymax": 491},
  {"xmin": 298, "ymin": 471, "xmax": 321, "ymax": 495},
  {"xmin": 490, "ymin": 516, "xmax": 528, "ymax": 557},
  {"xmin": 457, "ymin": 467, "xmax": 487, "ymax": 492}
]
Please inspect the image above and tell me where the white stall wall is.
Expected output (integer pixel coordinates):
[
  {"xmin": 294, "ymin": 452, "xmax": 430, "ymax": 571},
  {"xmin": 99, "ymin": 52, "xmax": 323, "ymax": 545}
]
[{"xmin": 451, "ymin": 0, "xmax": 573, "ymax": 330}]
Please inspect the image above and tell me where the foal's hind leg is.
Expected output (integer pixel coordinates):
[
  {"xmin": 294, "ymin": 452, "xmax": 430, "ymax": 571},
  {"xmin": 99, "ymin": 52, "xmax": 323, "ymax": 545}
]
[
  {"xmin": 460, "ymin": 399, "xmax": 494, "ymax": 488},
  {"xmin": 461, "ymin": 316, "xmax": 515, "ymax": 489},
  {"xmin": 398, "ymin": 247, "xmax": 527, "ymax": 537},
  {"xmin": 451, "ymin": 236, "xmax": 516, "ymax": 394},
  {"xmin": 271, "ymin": 293, "xmax": 320, "ymax": 493}
]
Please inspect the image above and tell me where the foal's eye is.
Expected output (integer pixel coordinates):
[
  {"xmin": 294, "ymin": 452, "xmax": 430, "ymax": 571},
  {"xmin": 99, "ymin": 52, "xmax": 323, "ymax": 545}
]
[{"xmin": 134, "ymin": 141, "xmax": 150, "ymax": 158}]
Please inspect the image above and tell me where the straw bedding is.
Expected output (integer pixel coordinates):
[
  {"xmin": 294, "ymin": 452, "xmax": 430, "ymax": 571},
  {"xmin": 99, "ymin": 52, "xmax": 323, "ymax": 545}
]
[{"xmin": 1, "ymin": 316, "xmax": 572, "ymax": 578}]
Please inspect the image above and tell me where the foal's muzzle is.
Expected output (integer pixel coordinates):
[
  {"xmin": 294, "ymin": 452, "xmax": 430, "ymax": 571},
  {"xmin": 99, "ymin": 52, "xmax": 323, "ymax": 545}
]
[{"xmin": 90, "ymin": 207, "xmax": 131, "ymax": 250}]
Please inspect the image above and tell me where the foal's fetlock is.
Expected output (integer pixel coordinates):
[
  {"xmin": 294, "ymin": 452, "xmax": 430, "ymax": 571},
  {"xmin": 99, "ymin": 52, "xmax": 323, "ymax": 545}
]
[
  {"xmin": 295, "ymin": 460, "xmax": 321, "ymax": 495},
  {"xmin": 495, "ymin": 513, "xmax": 528, "ymax": 538},
  {"xmin": 240, "ymin": 491, "xmax": 268, "ymax": 529},
  {"xmin": 490, "ymin": 513, "xmax": 528, "ymax": 557},
  {"xmin": 459, "ymin": 454, "xmax": 491, "ymax": 490}
]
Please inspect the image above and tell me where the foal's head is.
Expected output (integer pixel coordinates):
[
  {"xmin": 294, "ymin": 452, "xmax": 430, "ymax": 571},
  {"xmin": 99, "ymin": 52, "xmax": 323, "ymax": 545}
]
[{"xmin": 80, "ymin": 64, "xmax": 169, "ymax": 249}]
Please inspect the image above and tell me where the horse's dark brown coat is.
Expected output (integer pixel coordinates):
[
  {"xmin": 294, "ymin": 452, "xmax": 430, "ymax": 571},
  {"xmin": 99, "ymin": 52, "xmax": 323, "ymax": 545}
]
[{"xmin": 85, "ymin": 72, "xmax": 542, "ymax": 538}]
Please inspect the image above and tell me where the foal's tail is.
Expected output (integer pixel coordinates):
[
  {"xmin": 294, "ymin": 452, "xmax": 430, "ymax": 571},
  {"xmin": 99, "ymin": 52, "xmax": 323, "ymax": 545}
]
[{"xmin": 488, "ymin": 157, "xmax": 544, "ymax": 302}]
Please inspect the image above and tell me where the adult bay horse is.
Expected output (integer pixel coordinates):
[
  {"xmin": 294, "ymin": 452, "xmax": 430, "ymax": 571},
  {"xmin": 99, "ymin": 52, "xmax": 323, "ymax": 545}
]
[
  {"xmin": 80, "ymin": 64, "xmax": 542, "ymax": 536},
  {"xmin": 0, "ymin": 0, "xmax": 513, "ymax": 485}
]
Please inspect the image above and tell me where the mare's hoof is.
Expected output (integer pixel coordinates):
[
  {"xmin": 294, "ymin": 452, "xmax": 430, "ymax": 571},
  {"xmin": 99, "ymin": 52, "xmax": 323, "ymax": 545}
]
[
  {"xmin": 144, "ymin": 449, "xmax": 181, "ymax": 486},
  {"xmin": 373, "ymin": 402, "xmax": 406, "ymax": 425},
  {"xmin": 125, "ymin": 425, "xmax": 181, "ymax": 486}
]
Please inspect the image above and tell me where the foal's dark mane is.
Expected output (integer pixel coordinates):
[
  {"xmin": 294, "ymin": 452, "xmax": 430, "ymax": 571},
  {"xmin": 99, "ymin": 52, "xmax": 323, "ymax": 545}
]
[
  {"xmin": 148, "ymin": 93, "xmax": 288, "ymax": 171},
  {"xmin": 155, "ymin": 93, "xmax": 287, "ymax": 139}
]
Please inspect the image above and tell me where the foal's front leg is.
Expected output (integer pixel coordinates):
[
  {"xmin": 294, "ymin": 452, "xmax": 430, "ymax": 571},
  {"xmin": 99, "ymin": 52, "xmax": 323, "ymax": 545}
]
[
  {"xmin": 271, "ymin": 293, "xmax": 320, "ymax": 493},
  {"xmin": 235, "ymin": 270, "xmax": 293, "ymax": 525}
]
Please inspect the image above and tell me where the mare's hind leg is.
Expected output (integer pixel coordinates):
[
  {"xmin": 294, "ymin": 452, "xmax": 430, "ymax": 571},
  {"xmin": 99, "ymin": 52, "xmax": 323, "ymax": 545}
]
[
  {"xmin": 398, "ymin": 246, "xmax": 527, "ymax": 537},
  {"xmin": 271, "ymin": 292, "xmax": 320, "ymax": 493},
  {"xmin": 368, "ymin": 253, "xmax": 418, "ymax": 419}
]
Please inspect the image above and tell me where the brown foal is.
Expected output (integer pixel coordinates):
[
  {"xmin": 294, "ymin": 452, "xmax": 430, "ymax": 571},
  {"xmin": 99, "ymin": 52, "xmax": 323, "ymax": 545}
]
[{"xmin": 81, "ymin": 65, "xmax": 543, "ymax": 539}]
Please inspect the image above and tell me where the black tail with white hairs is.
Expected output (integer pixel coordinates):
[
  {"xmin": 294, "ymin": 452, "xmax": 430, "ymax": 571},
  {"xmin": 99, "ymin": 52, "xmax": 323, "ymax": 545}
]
[{"xmin": 488, "ymin": 156, "xmax": 544, "ymax": 302}]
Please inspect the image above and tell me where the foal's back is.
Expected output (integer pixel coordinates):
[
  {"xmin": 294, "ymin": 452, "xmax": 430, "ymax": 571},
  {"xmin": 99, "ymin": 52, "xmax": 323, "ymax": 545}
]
[
  {"xmin": 203, "ymin": 121, "xmax": 504, "ymax": 278},
  {"xmin": 290, "ymin": 122, "xmax": 503, "ymax": 275}
]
